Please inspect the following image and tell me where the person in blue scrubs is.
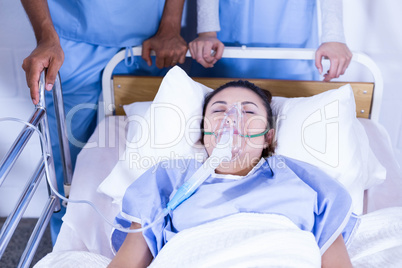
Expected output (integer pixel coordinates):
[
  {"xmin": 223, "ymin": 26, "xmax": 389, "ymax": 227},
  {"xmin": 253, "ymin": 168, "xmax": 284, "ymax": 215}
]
[
  {"xmin": 20, "ymin": 0, "xmax": 188, "ymax": 244},
  {"xmin": 109, "ymin": 80, "xmax": 356, "ymax": 267},
  {"xmin": 189, "ymin": 0, "xmax": 352, "ymax": 81}
]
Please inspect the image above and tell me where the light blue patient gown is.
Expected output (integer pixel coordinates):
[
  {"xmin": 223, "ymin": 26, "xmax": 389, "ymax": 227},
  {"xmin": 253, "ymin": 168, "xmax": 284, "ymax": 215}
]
[
  {"xmin": 46, "ymin": 0, "xmax": 168, "ymax": 243},
  {"xmin": 111, "ymin": 155, "xmax": 359, "ymax": 257},
  {"xmin": 190, "ymin": 0, "xmax": 320, "ymax": 80}
]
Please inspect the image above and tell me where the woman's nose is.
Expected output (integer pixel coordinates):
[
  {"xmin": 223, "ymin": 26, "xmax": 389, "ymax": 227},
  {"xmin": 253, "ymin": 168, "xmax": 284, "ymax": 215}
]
[
  {"xmin": 223, "ymin": 104, "xmax": 241, "ymax": 127},
  {"xmin": 224, "ymin": 116, "xmax": 236, "ymax": 126}
]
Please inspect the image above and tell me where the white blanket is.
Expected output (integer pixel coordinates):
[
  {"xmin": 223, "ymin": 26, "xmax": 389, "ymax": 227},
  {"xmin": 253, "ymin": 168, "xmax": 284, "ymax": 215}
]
[
  {"xmin": 348, "ymin": 207, "xmax": 402, "ymax": 268},
  {"xmin": 35, "ymin": 208, "xmax": 402, "ymax": 267},
  {"xmin": 34, "ymin": 251, "xmax": 111, "ymax": 268},
  {"xmin": 150, "ymin": 213, "xmax": 321, "ymax": 268}
]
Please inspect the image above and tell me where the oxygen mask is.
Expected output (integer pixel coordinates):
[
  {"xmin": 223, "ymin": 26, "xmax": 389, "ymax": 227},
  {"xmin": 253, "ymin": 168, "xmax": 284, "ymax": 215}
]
[
  {"xmin": 205, "ymin": 103, "xmax": 246, "ymax": 161},
  {"xmin": 204, "ymin": 102, "xmax": 270, "ymax": 161}
]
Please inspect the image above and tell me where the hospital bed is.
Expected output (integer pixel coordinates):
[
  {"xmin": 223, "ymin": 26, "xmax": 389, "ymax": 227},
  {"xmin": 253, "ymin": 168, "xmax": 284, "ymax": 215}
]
[{"xmin": 3, "ymin": 46, "xmax": 402, "ymax": 267}]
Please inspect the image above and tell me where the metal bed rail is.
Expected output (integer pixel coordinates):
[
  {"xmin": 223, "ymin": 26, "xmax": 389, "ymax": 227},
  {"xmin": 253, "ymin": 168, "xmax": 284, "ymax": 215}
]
[
  {"xmin": 102, "ymin": 46, "xmax": 384, "ymax": 122},
  {"xmin": 0, "ymin": 71, "xmax": 72, "ymax": 267}
]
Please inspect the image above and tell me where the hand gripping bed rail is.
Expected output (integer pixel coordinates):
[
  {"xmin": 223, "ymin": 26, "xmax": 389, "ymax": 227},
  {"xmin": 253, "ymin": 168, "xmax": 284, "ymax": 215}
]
[
  {"xmin": 0, "ymin": 71, "xmax": 73, "ymax": 267},
  {"xmin": 101, "ymin": 46, "xmax": 383, "ymax": 122}
]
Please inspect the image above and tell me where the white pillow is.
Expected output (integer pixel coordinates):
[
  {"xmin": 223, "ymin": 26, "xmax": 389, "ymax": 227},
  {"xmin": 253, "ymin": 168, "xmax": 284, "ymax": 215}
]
[
  {"xmin": 123, "ymin": 101, "xmax": 152, "ymax": 141},
  {"xmin": 97, "ymin": 66, "xmax": 212, "ymax": 205},
  {"xmin": 271, "ymin": 84, "xmax": 385, "ymax": 214}
]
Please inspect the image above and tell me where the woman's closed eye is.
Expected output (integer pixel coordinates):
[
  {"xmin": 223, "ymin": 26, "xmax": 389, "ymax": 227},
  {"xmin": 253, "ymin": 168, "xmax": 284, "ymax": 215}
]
[
  {"xmin": 211, "ymin": 109, "xmax": 255, "ymax": 114},
  {"xmin": 212, "ymin": 109, "xmax": 226, "ymax": 113}
]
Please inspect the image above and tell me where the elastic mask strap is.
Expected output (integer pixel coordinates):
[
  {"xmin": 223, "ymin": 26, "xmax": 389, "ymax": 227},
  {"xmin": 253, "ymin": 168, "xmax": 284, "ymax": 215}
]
[
  {"xmin": 204, "ymin": 131, "xmax": 217, "ymax": 137},
  {"xmin": 239, "ymin": 128, "xmax": 270, "ymax": 138},
  {"xmin": 204, "ymin": 128, "xmax": 270, "ymax": 138},
  {"xmin": 124, "ymin": 46, "xmax": 135, "ymax": 67}
]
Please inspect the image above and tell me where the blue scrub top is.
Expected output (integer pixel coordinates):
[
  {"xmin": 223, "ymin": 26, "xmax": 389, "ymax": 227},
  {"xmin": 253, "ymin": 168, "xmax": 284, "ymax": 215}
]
[
  {"xmin": 218, "ymin": 0, "xmax": 318, "ymax": 48},
  {"xmin": 112, "ymin": 156, "xmax": 359, "ymax": 257},
  {"xmin": 189, "ymin": 0, "xmax": 319, "ymax": 80},
  {"xmin": 48, "ymin": 0, "xmax": 165, "ymax": 47}
]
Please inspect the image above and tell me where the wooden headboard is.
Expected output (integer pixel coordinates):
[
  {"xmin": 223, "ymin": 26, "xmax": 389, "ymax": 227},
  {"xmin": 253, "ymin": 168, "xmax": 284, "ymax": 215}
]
[{"xmin": 112, "ymin": 75, "xmax": 374, "ymax": 119}]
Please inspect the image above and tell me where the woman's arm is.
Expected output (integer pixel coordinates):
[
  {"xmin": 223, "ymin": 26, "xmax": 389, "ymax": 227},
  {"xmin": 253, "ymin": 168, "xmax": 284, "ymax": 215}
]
[
  {"xmin": 189, "ymin": 0, "xmax": 224, "ymax": 68},
  {"xmin": 108, "ymin": 222, "xmax": 153, "ymax": 268},
  {"xmin": 321, "ymin": 234, "xmax": 352, "ymax": 268},
  {"xmin": 316, "ymin": 0, "xmax": 352, "ymax": 81}
]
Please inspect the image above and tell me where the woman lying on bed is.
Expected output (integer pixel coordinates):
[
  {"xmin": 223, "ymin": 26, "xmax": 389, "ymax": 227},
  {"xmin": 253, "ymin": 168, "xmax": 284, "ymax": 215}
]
[{"xmin": 108, "ymin": 80, "xmax": 357, "ymax": 268}]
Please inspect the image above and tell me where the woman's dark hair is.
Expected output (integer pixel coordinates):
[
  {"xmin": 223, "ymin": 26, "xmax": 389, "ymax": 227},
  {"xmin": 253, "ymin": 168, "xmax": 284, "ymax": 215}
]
[{"xmin": 201, "ymin": 80, "xmax": 275, "ymax": 157}]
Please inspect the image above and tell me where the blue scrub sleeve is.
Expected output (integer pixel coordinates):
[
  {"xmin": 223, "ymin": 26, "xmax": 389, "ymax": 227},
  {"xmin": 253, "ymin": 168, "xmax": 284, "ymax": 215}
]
[
  {"xmin": 281, "ymin": 156, "xmax": 360, "ymax": 254},
  {"xmin": 111, "ymin": 163, "xmax": 173, "ymax": 256}
]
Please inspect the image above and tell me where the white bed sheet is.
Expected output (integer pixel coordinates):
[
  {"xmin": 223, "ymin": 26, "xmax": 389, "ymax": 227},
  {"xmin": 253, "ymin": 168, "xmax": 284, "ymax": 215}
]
[
  {"xmin": 53, "ymin": 116, "xmax": 402, "ymax": 260},
  {"xmin": 53, "ymin": 116, "xmax": 126, "ymax": 258}
]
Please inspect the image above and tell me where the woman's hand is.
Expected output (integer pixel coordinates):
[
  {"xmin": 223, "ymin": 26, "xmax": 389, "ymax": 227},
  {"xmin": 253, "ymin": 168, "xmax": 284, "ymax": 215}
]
[
  {"xmin": 315, "ymin": 42, "xmax": 352, "ymax": 82},
  {"xmin": 189, "ymin": 32, "xmax": 224, "ymax": 68},
  {"xmin": 22, "ymin": 38, "xmax": 64, "ymax": 105}
]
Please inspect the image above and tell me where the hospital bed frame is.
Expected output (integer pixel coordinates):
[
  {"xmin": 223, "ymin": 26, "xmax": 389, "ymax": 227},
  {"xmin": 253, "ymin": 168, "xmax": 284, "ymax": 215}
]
[
  {"xmin": 101, "ymin": 47, "xmax": 383, "ymax": 121},
  {"xmin": 0, "ymin": 46, "xmax": 384, "ymax": 267},
  {"xmin": 0, "ymin": 73, "xmax": 73, "ymax": 267}
]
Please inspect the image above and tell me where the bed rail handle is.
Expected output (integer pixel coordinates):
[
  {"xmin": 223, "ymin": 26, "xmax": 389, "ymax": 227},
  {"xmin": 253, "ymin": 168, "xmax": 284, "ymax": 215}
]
[
  {"xmin": 0, "ymin": 70, "xmax": 71, "ymax": 266},
  {"xmin": 0, "ymin": 108, "xmax": 45, "ymax": 186},
  {"xmin": 17, "ymin": 195, "xmax": 57, "ymax": 268},
  {"xmin": 0, "ymin": 70, "xmax": 73, "ymax": 189}
]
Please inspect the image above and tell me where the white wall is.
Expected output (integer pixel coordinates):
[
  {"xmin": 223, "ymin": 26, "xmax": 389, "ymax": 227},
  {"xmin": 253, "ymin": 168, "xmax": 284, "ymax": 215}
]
[
  {"xmin": 0, "ymin": 0, "xmax": 401, "ymax": 217},
  {"xmin": 0, "ymin": 1, "xmax": 49, "ymax": 217}
]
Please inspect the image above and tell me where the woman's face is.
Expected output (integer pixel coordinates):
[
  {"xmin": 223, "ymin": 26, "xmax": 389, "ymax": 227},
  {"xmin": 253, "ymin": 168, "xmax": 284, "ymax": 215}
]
[{"xmin": 203, "ymin": 87, "xmax": 270, "ymax": 174}]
